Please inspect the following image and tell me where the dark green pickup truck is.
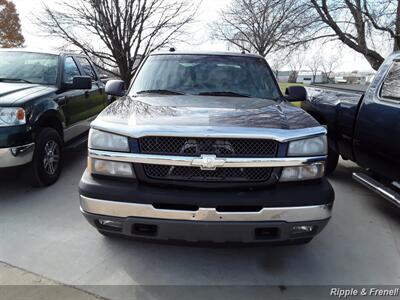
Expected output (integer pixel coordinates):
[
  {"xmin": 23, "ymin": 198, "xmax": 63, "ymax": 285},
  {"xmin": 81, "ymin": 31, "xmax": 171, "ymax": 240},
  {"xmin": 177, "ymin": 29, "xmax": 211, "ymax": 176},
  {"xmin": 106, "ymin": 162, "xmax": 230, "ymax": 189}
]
[{"xmin": 0, "ymin": 49, "xmax": 107, "ymax": 186}]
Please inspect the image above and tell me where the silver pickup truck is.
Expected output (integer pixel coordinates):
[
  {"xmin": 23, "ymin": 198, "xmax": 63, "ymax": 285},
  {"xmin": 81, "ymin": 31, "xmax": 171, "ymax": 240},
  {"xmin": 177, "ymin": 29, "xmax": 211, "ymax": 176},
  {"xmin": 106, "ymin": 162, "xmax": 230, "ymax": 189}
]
[{"xmin": 79, "ymin": 51, "xmax": 334, "ymax": 244}]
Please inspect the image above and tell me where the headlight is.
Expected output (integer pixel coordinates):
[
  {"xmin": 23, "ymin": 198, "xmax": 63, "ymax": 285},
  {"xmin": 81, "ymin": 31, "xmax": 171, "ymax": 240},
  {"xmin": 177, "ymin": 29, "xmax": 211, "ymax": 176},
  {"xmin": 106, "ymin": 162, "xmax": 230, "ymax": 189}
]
[
  {"xmin": 280, "ymin": 164, "xmax": 325, "ymax": 182},
  {"xmin": 88, "ymin": 157, "xmax": 135, "ymax": 178},
  {"xmin": 288, "ymin": 135, "xmax": 327, "ymax": 156},
  {"xmin": 0, "ymin": 107, "xmax": 26, "ymax": 127},
  {"xmin": 89, "ymin": 129, "xmax": 129, "ymax": 152}
]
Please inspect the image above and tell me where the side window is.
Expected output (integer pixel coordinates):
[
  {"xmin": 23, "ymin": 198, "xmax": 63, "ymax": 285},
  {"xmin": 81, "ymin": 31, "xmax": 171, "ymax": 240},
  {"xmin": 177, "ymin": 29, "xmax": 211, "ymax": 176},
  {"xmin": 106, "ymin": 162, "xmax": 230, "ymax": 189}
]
[
  {"xmin": 76, "ymin": 57, "xmax": 97, "ymax": 81},
  {"xmin": 381, "ymin": 61, "xmax": 400, "ymax": 101},
  {"xmin": 63, "ymin": 57, "xmax": 80, "ymax": 84}
]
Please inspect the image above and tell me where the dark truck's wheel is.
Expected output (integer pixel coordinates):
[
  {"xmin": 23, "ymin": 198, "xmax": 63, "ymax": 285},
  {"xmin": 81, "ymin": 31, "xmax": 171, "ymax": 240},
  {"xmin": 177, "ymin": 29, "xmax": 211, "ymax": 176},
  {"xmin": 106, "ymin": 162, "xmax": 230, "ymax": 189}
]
[
  {"xmin": 28, "ymin": 128, "xmax": 63, "ymax": 187},
  {"xmin": 325, "ymin": 146, "xmax": 339, "ymax": 175}
]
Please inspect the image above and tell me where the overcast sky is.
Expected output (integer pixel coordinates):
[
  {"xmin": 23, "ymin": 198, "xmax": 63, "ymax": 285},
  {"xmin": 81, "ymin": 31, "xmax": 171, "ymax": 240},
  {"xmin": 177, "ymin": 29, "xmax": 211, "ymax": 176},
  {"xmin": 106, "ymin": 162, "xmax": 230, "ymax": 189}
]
[{"xmin": 13, "ymin": 0, "xmax": 377, "ymax": 72}]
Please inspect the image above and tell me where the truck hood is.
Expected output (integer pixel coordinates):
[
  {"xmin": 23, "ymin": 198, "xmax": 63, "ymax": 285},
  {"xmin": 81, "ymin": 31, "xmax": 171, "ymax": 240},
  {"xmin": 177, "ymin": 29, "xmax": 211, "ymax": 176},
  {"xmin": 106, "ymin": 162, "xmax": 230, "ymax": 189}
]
[
  {"xmin": 0, "ymin": 82, "xmax": 57, "ymax": 106},
  {"xmin": 93, "ymin": 95, "xmax": 320, "ymax": 136}
]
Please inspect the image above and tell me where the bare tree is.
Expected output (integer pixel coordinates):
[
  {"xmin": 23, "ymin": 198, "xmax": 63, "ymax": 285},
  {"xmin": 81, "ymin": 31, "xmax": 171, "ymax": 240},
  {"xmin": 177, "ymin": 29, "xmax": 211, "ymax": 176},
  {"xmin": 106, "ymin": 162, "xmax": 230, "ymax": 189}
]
[
  {"xmin": 310, "ymin": 0, "xmax": 400, "ymax": 70},
  {"xmin": 288, "ymin": 52, "xmax": 305, "ymax": 83},
  {"xmin": 268, "ymin": 57, "xmax": 285, "ymax": 78},
  {"xmin": 320, "ymin": 53, "xmax": 341, "ymax": 81},
  {"xmin": 211, "ymin": 0, "xmax": 331, "ymax": 57},
  {"xmin": 307, "ymin": 53, "xmax": 323, "ymax": 83},
  {"xmin": 35, "ymin": 0, "xmax": 198, "ymax": 85}
]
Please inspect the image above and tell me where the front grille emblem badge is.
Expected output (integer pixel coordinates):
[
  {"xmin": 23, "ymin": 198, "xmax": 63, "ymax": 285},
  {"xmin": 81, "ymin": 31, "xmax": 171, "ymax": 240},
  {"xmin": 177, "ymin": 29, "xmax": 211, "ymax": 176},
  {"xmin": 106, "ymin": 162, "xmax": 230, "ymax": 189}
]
[{"xmin": 191, "ymin": 154, "xmax": 226, "ymax": 171}]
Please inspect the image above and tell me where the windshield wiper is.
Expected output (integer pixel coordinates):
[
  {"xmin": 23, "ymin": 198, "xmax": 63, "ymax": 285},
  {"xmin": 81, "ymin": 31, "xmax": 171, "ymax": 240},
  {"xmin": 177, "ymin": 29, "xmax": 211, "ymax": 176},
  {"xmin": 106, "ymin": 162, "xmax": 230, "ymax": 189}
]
[
  {"xmin": 198, "ymin": 91, "xmax": 251, "ymax": 98},
  {"xmin": 0, "ymin": 78, "xmax": 33, "ymax": 84},
  {"xmin": 136, "ymin": 89, "xmax": 185, "ymax": 95}
]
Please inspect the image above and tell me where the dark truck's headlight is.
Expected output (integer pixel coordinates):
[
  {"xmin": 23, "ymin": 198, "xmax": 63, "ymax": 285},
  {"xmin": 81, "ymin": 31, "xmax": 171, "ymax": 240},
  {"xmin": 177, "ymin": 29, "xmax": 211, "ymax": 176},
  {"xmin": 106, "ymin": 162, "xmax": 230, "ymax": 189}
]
[
  {"xmin": 88, "ymin": 129, "xmax": 135, "ymax": 178},
  {"xmin": 280, "ymin": 135, "xmax": 327, "ymax": 182},
  {"xmin": 0, "ymin": 107, "xmax": 26, "ymax": 127}
]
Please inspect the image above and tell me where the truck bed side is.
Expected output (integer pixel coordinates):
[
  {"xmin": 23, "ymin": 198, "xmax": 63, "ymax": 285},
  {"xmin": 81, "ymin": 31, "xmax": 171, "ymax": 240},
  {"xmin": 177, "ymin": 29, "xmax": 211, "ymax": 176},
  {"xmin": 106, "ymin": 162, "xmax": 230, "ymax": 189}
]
[{"xmin": 302, "ymin": 87, "xmax": 363, "ymax": 161}]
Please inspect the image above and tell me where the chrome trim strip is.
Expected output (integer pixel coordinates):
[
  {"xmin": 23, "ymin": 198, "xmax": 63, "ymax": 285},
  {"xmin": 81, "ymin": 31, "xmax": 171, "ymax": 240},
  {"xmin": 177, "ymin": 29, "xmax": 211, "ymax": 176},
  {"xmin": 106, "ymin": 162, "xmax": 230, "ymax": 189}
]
[
  {"xmin": 89, "ymin": 149, "xmax": 326, "ymax": 168},
  {"xmin": 80, "ymin": 196, "xmax": 332, "ymax": 222},
  {"xmin": 0, "ymin": 143, "xmax": 35, "ymax": 168},
  {"xmin": 353, "ymin": 172, "xmax": 400, "ymax": 208},
  {"xmin": 90, "ymin": 122, "xmax": 327, "ymax": 143}
]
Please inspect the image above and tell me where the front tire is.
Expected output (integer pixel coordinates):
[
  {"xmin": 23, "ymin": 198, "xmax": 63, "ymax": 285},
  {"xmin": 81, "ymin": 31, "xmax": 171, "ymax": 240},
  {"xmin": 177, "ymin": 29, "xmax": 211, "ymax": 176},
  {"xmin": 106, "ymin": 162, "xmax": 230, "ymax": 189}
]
[{"xmin": 28, "ymin": 128, "xmax": 63, "ymax": 187}]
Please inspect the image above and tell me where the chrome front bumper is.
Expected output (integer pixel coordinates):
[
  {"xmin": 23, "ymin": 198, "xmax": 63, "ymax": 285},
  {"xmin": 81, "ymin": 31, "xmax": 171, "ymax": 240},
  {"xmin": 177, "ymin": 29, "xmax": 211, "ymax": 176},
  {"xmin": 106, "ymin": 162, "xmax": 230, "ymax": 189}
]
[
  {"xmin": 80, "ymin": 195, "xmax": 332, "ymax": 223},
  {"xmin": 0, "ymin": 143, "xmax": 35, "ymax": 168}
]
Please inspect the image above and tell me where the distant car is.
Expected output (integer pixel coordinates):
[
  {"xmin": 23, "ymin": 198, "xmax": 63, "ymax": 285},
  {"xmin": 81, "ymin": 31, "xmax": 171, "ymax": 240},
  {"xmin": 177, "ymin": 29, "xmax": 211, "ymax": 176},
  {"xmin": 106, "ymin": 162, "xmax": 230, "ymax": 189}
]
[
  {"xmin": 0, "ymin": 49, "xmax": 107, "ymax": 186},
  {"xmin": 302, "ymin": 51, "xmax": 400, "ymax": 208},
  {"xmin": 79, "ymin": 50, "xmax": 334, "ymax": 244},
  {"xmin": 334, "ymin": 77, "xmax": 347, "ymax": 84}
]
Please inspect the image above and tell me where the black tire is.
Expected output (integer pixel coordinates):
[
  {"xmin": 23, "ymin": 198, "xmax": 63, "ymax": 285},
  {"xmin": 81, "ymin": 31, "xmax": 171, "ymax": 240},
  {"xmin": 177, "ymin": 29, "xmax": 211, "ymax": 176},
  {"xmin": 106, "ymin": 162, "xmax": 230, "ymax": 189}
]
[
  {"xmin": 325, "ymin": 146, "xmax": 339, "ymax": 175},
  {"xmin": 28, "ymin": 128, "xmax": 63, "ymax": 187}
]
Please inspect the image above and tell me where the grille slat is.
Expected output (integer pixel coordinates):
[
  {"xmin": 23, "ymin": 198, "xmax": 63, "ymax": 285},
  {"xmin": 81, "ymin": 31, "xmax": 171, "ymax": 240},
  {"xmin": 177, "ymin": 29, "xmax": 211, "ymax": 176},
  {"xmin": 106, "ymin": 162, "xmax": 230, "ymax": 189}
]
[
  {"xmin": 139, "ymin": 137, "xmax": 278, "ymax": 157},
  {"xmin": 143, "ymin": 165, "xmax": 273, "ymax": 182}
]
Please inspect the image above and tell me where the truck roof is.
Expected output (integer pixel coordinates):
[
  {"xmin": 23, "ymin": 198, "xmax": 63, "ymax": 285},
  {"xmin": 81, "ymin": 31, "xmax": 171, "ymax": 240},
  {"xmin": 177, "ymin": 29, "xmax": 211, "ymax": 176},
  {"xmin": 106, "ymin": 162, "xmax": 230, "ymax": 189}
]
[
  {"xmin": 1, "ymin": 48, "xmax": 266, "ymax": 60},
  {"xmin": 0, "ymin": 48, "xmax": 81, "ymax": 57},
  {"xmin": 151, "ymin": 50, "xmax": 265, "ymax": 59}
]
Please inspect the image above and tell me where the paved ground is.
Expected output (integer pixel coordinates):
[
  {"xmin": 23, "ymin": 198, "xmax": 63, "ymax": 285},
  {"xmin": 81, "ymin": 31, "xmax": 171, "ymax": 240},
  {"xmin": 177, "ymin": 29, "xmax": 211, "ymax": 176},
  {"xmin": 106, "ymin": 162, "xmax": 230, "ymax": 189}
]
[
  {"xmin": 1, "ymin": 145, "xmax": 400, "ymax": 299},
  {"xmin": 0, "ymin": 262, "xmax": 102, "ymax": 300}
]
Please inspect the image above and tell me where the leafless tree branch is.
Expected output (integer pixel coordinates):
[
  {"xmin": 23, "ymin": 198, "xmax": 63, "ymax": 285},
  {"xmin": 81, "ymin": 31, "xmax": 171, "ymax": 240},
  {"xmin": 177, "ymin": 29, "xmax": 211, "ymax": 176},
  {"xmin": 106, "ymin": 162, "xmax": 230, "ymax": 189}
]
[
  {"xmin": 211, "ymin": 0, "xmax": 321, "ymax": 57},
  {"xmin": 310, "ymin": 0, "xmax": 400, "ymax": 70},
  {"xmin": 34, "ymin": 0, "xmax": 199, "ymax": 84}
]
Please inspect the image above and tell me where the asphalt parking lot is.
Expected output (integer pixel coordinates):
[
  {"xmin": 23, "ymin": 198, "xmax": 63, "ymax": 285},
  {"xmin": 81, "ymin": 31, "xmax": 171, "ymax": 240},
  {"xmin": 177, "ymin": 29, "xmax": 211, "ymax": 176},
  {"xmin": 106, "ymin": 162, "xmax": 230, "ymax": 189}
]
[{"xmin": 1, "ymin": 145, "xmax": 400, "ymax": 299}]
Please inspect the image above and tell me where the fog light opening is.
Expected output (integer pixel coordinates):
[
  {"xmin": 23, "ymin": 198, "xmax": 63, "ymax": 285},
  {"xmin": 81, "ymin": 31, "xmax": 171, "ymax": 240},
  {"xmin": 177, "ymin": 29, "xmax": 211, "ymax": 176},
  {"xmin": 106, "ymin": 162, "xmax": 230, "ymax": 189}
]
[
  {"xmin": 290, "ymin": 225, "xmax": 316, "ymax": 237},
  {"xmin": 254, "ymin": 227, "xmax": 279, "ymax": 240},
  {"xmin": 96, "ymin": 219, "xmax": 123, "ymax": 232},
  {"xmin": 133, "ymin": 223, "xmax": 158, "ymax": 237}
]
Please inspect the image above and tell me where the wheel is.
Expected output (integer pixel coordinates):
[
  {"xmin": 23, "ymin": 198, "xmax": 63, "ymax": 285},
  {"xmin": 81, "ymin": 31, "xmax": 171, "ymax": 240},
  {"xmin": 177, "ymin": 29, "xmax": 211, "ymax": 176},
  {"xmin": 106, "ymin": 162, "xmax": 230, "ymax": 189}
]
[
  {"xmin": 28, "ymin": 127, "xmax": 63, "ymax": 187},
  {"xmin": 325, "ymin": 146, "xmax": 339, "ymax": 175}
]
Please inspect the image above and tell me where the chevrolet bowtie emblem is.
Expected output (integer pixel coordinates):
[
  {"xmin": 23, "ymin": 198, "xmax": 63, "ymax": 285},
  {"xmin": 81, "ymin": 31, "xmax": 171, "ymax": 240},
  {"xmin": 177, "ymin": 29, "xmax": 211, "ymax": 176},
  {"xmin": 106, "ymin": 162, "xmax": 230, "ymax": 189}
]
[{"xmin": 191, "ymin": 154, "xmax": 225, "ymax": 170}]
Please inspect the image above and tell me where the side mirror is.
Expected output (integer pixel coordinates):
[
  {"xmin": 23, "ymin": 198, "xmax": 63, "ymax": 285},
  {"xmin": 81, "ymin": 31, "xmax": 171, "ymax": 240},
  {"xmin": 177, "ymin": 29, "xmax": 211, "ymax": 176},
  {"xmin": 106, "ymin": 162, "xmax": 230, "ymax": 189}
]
[
  {"xmin": 285, "ymin": 86, "xmax": 307, "ymax": 102},
  {"xmin": 105, "ymin": 80, "xmax": 125, "ymax": 97},
  {"xmin": 63, "ymin": 76, "xmax": 92, "ymax": 90}
]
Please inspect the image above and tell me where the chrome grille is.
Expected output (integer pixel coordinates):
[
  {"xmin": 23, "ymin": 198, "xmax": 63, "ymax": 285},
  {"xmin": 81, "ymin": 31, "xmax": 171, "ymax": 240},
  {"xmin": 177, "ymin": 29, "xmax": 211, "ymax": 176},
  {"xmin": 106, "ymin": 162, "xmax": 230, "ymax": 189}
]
[
  {"xmin": 139, "ymin": 137, "xmax": 278, "ymax": 157},
  {"xmin": 143, "ymin": 164, "xmax": 273, "ymax": 182}
]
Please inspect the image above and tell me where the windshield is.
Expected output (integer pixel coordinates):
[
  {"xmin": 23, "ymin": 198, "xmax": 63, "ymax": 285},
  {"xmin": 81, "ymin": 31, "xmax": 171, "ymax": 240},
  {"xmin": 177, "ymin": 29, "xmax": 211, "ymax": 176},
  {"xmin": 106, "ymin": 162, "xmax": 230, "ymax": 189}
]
[
  {"xmin": 130, "ymin": 54, "xmax": 281, "ymax": 100},
  {"xmin": 0, "ymin": 51, "xmax": 59, "ymax": 85}
]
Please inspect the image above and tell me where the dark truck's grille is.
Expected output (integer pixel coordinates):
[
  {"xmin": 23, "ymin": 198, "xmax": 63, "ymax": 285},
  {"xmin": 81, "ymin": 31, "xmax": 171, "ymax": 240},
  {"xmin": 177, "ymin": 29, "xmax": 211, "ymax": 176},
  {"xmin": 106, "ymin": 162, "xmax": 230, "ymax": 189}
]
[
  {"xmin": 138, "ymin": 137, "xmax": 278, "ymax": 184},
  {"xmin": 143, "ymin": 165, "xmax": 273, "ymax": 182},
  {"xmin": 139, "ymin": 137, "xmax": 278, "ymax": 157}
]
